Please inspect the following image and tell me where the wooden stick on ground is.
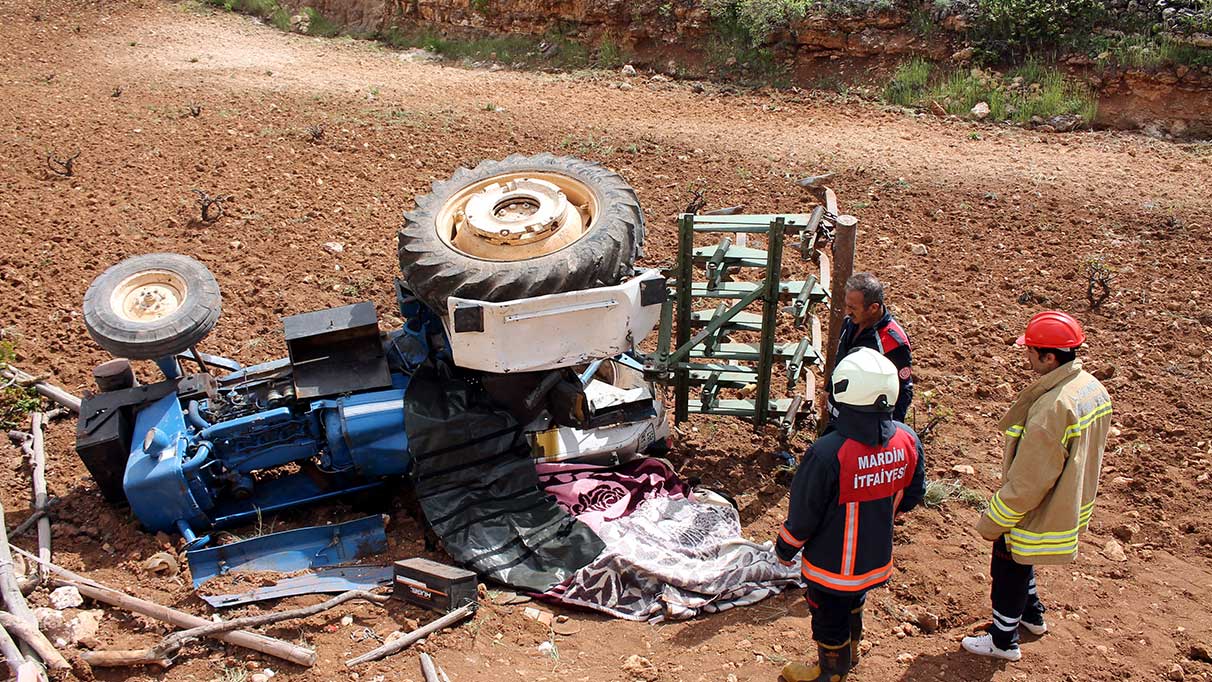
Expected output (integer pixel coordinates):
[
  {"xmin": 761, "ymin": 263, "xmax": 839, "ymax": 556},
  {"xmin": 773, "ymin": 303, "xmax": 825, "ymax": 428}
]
[
  {"xmin": 0, "ymin": 367, "xmax": 81, "ymax": 413},
  {"xmin": 13, "ymin": 547, "xmax": 318, "ymax": 668},
  {"xmin": 419, "ymin": 652, "xmax": 440, "ymax": 682},
  {"xmin": 29, "ymin": 413, "xmax": 50, "ymax": 582},
  {"xmin": 0, "ymin": 612, "xmax": 69, "ymax": 671},
  {"xmin": 81, "ymin": 589, "xmax": 389, "ymax": 668},
  {"xmin": 0, "ymin": 618, "xmax": 27, "ymax": 679},
  {"xmin": 0, "ymin": 500, "xmax": 40, "ymax": 664},
  {"xmin": 346, "ymin": 602, "xmax": 477, "ymax": 668}
]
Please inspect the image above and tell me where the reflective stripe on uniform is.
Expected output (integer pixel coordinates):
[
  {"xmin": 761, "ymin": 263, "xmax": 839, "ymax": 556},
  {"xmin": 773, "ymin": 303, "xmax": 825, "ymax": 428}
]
[
  {"xmin": 1079, "ymin": 499, "xmax": 1096, "ymax": 529},
  {"xmin": 1005, "ymin": 424, "xmax": 1025, "ymax": 438},
  {"xmin": 779, "ymin": 523, "xmax": 806, "ymax": 549},
  {"xmin": 985, "ymin": 492, "xmax": 1026, "ymax": 529},
  {"xmin": 841, "ymin": 502, "xmax": 859, "ymax": 576},
  {"xmin": 1062, "ymin": 401, "xmax": 1113, "ymax": 445},
  {"xmin": 1007, "ymin": 537, "xmax": 1079, "ymax": 557},
  {"xmin": 802, "ymin": 559, "xmax": 894, "ymax": 592}
]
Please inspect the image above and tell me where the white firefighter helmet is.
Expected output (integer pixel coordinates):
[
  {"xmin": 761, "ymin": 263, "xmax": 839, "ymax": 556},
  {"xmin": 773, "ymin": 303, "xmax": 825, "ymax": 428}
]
[{"xmin": 832, "ymin": 347, "xmax": 899, "ymax": 412}]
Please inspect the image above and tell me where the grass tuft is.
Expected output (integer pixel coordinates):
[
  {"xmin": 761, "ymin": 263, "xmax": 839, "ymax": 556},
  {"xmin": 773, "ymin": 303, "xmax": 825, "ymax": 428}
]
[
  {"xmin": 882, "ymin": 58, "xmax": 1097, "ymax": 125},
  {"xmin": 923, "ymin": 479, "xmax": 988, "ymax": 512}
]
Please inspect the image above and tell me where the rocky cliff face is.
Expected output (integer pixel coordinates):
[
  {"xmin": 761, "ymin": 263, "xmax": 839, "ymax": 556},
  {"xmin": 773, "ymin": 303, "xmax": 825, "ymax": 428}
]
[{"xmin": 276, "ymin": 0, "xmax": 1211, "ymax": 137}]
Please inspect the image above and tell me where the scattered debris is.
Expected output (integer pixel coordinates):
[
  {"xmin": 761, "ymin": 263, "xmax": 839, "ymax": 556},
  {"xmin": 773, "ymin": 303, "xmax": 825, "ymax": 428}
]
[
  {"xmin": 111, "ymin": 86, "xmax": 123, "ymax": 98},
  {"xmin": 622, "ymin": 654, "xmax": 658, "ymax": 681},
  {"xmin": 346, "ymin": 602, "xmax": 476, "ymax": 667},
  {"xmin": 523, "ymin": 606, "xmax": 554, "ymax": 626},
  {"xmin": 951, "ymin": 464, "xmax": 975, "ymax": 475},
  {"xmin": 18, "ymin": 547, "xmax": 317, "ymax": 667},
  {"xmin": 83, "ymin": 589, "xmax": 385, "ymax": 668},
  {"xmin": 1111, "ymin": 522, "xmax": 1139, "ymax": 543},
  {"xmin": 911, "ymin": 243, "xmax": 929, "ymax": 256},
  {"xmin": 323, "ymin": 241, "xmax": 345, "ymax": 254},
  {"xmin": 307, "ymin": 124, "xmax": 325, "ymax": 142},
  {"xmin": 1102, "ymin": 539, "xmax": 1127, "ymax": 562},
  {"xmin": 48, "ymin": 585, "xmax": 82, "ymax": 610},
  {"xmin": 622, "ymin": 64, "xmax": 637, "ymax": 77},
  {"xmin": 45, "ymin": 149, "xmax": 80, "ymax": 177},
  {"xmin": 490, "ymin": 590, "xmax": 532, "ymax": 606},
  {"xmin": 0, "ymin": 365, "xmax": 80, "ymax": 413},
  {"xmin": 142, "ymin": 552, "xmax": 179, "ymax": 577},
  {"xmin": 1085, "ymin": 255, "xmax": 1115, "ymax": 311},
  {"xmin": 192, "ymin": 189, "xmax": 233, "ymax": 223},
  {"xmin": 186, "ymin": 103, "xmax": 202, "ymax": 117},
  {"xmin": 201, "ymin": 565, "xmax": 393, "ymax": 608},
  {"xmin": 552, "ymin": 614, "xmax": 581, "ymax": 636}
]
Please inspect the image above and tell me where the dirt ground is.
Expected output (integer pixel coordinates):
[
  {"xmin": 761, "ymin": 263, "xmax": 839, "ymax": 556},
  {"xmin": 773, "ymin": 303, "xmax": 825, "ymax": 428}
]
[{"xmin": 3, "ymin": 1, "xmax": 1212, "ymax": 680}]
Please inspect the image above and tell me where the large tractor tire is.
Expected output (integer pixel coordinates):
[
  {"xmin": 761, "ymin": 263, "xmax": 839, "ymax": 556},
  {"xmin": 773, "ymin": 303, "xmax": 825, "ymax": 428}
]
[
  {"xmin": 399, "ymin": 154, "xmax": 644, "ymax": 314},
  {"xmin": 83, "ymin": 253, "xmax": 221, "ymax": 359}
]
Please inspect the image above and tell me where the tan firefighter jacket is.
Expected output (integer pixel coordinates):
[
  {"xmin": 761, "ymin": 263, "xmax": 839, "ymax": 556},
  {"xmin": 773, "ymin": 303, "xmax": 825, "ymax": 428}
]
[{"xmin": 976, "ymin": 359, "xmax": 1112, "ymax": 565}]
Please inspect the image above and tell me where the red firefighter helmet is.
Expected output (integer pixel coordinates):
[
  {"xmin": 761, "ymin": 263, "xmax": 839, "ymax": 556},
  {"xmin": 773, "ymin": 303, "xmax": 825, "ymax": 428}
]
[{"xmin": 1015, "ymin": 310, "xmax": 1086, "ymax": 349}]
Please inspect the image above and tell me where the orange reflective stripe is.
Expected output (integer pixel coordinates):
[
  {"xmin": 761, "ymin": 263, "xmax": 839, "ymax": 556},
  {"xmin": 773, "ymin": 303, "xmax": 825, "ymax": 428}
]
[
  {"xmin": 841, "ymin": 502, "xmax": 858, "ymax": 576},
  {"xmin": 779, "ymin": 523, "xmax": 806, "ymax": 549},
  {"xmin": 802, "ymin": 558, "xmax": 894, "ymax": 592}
]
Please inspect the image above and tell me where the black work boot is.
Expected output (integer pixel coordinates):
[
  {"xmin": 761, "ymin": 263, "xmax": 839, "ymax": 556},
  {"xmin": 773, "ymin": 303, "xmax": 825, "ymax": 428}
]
[
  {"xmin": 848, "ymin": 604, "xmax": 864, "ymax": 670},
  {"xmin": 778, "ymin": 640, "xmax": 852, "ymax": 682}
]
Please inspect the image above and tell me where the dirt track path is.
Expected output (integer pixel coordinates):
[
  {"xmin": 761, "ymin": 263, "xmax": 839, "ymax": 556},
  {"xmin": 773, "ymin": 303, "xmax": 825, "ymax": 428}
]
[{"xmin": 3, "ymin": 3, "xmax": 1212, "ymax": 681}]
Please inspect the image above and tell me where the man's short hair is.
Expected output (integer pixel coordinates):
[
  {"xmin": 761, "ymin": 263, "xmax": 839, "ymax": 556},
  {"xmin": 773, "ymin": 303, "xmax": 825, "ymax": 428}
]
[
  {"xmin": 845, "ymin": 272, "xmax": 884, "ymax": 308},
  {"xmin": 1033, "ymin": 346, "xmax": 1077, "ymax": 366}
]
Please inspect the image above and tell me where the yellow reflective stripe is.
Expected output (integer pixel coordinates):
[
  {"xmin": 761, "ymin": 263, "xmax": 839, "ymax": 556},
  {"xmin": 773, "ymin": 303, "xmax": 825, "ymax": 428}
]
[
  {"xmin": 1005, "ymin": 424, "xmax": 1025, "ymax": 438},
  {"xmin": 1009, "ymin": 527, "xmax": 1079, "ymax": 544},
  {"xmin": 1009, "ymin": 542, "xmax": 1078, "ymax": 557},
  {"xmin": 986, "ymin": 510, "xmax": 1017, "ymax": 529},
  {"xmin": 1061, "ymin": 402, "xmax": 1113, "ymax": 444},
  {"xmin": 991, "ymin": 494, "xmax": 1025, "ymax": 521},
  {"xmin": 986, "ymin": 500, "xmax": 1018, "ymax": 527}
]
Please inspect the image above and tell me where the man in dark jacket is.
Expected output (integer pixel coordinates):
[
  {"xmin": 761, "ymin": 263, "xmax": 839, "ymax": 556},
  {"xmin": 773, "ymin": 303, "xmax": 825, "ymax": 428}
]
[
  {"xmin": 776, "ymin": 348, "xmax": 927, "ymax": 682},
  {"xmin": 826, "ymin": 273, "xmax": 914, "ymax": 425}
]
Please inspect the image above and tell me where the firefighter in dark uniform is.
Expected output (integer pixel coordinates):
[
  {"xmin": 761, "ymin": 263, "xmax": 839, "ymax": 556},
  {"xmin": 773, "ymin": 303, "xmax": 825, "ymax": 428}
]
[
  {"xmin": 826, "ymin": 272, "xmax": 914, "ymax": 426},
  {"xmin": 776, "ymin": 348, "xmax": 927, "ymax": 682}
]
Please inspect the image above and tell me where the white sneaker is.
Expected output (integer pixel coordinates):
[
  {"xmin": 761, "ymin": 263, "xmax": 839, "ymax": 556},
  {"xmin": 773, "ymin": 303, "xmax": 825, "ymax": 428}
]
[
  {"xmin": 1020, "ymin": 619, "xmax": 1047, "ymax": 636},
  {"xmin": 961, "ymin": 633, "xmax": 1022, "ymax": 662}
]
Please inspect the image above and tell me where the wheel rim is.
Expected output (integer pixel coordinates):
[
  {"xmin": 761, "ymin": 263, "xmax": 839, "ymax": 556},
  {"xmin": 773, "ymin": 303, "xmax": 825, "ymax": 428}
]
[
  {"xmin": 110, "ymin": 270, "xmax": 189, "ymax": 324},
  {"xmin": 435, "ymin": 171, "xmax": 599, "ymax": 261}
]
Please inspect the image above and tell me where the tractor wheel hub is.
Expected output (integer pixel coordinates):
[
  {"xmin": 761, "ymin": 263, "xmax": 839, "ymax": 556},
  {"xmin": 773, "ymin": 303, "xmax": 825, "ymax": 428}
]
[{"xmin": 460, "ymin": 178, "xmax": 573, "ymax": 246}]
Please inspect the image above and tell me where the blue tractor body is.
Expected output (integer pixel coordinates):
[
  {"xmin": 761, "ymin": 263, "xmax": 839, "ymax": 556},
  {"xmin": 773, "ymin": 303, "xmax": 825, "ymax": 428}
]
[{"xmin": 78, "ymin": 300, "xmax": 436, "ymax": 548}]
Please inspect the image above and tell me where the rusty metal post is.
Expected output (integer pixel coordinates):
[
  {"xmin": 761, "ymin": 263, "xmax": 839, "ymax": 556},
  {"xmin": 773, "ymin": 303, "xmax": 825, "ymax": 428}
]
[{"xmin": 818, "ymin": 213, "xmax": 858, "ymax": 434}]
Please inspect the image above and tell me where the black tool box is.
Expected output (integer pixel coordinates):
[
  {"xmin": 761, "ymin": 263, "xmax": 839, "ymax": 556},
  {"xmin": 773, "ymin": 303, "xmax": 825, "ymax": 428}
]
[{"xmin": 392, "ymin": 558, "xmax": 478, "ymax": 613}]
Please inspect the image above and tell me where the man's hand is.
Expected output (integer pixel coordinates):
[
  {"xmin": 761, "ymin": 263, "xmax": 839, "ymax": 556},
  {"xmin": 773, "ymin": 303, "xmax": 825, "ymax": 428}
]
[{"xmin": 778, "ymin": 556, "xmax": 795, "ymax": 567}]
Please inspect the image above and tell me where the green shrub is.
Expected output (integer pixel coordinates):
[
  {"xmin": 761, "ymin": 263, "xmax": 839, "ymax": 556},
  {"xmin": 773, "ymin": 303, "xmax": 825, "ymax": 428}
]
[
  {"xmin": 881, "ymin": 58, "xmax": 1097, "ymax": 125},
  {"xmin": 883, "ymin": 57, "xmax": 932, "ymax": 107},
  {"xmin": 0, "ymin": 341, "xmax": 39, "ymax": 431},
  {"xmin": 302, "ymin": 7, "xmax": 342, "ymax": 37},
  {"xmin": 969, "ymin": 0, "xmax": 1106, "ymax": 58},
  {"xmin": 596, "ymin": 37, "xmax": 628, "ymax": 68}
]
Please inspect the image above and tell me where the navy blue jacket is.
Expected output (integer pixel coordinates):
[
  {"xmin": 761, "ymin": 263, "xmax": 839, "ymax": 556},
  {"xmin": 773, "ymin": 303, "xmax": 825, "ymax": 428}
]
[
  {"xmin": 776, "ymin": 406, "xmax": 926, "ymax": 594},
  {"xmin": 830, "ymin": 309, "xmax": 914, "ymax": 423}
]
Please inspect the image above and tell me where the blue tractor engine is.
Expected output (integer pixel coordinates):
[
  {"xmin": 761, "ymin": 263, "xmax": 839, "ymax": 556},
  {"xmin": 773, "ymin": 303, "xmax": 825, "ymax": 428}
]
[{"xmin": 75, "ymin": 300, "xmax": 436, "ymax": 548}]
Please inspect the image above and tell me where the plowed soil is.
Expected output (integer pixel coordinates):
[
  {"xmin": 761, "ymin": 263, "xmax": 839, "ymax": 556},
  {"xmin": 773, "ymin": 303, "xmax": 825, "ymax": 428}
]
[{"xmin": 3, "ymin": 2, "xmax": 1212, "ymax": 681}]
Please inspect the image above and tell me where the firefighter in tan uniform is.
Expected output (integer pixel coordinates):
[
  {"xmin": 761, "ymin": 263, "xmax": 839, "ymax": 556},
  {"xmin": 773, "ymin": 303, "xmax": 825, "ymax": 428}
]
[{"xmin": 962, "ymin": 310, "xmax": 1112, "ymax": 661}]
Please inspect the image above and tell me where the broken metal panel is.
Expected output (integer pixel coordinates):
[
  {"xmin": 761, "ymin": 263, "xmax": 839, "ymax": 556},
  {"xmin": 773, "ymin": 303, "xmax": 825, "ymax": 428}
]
[
  {"xmin": 445, "ymin": 269, "xmax": 665, "ymax": 374},
  {"xmin": 283, "ymin": 302, "xmax": 391, "ymax": 399},
  {"xmin": 200, "ymin": 565, "xmax": 394, "ymax": 608},
  {"xmin": 186, "ymin": 515, "xmax": 388, "ymax": 588}
]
